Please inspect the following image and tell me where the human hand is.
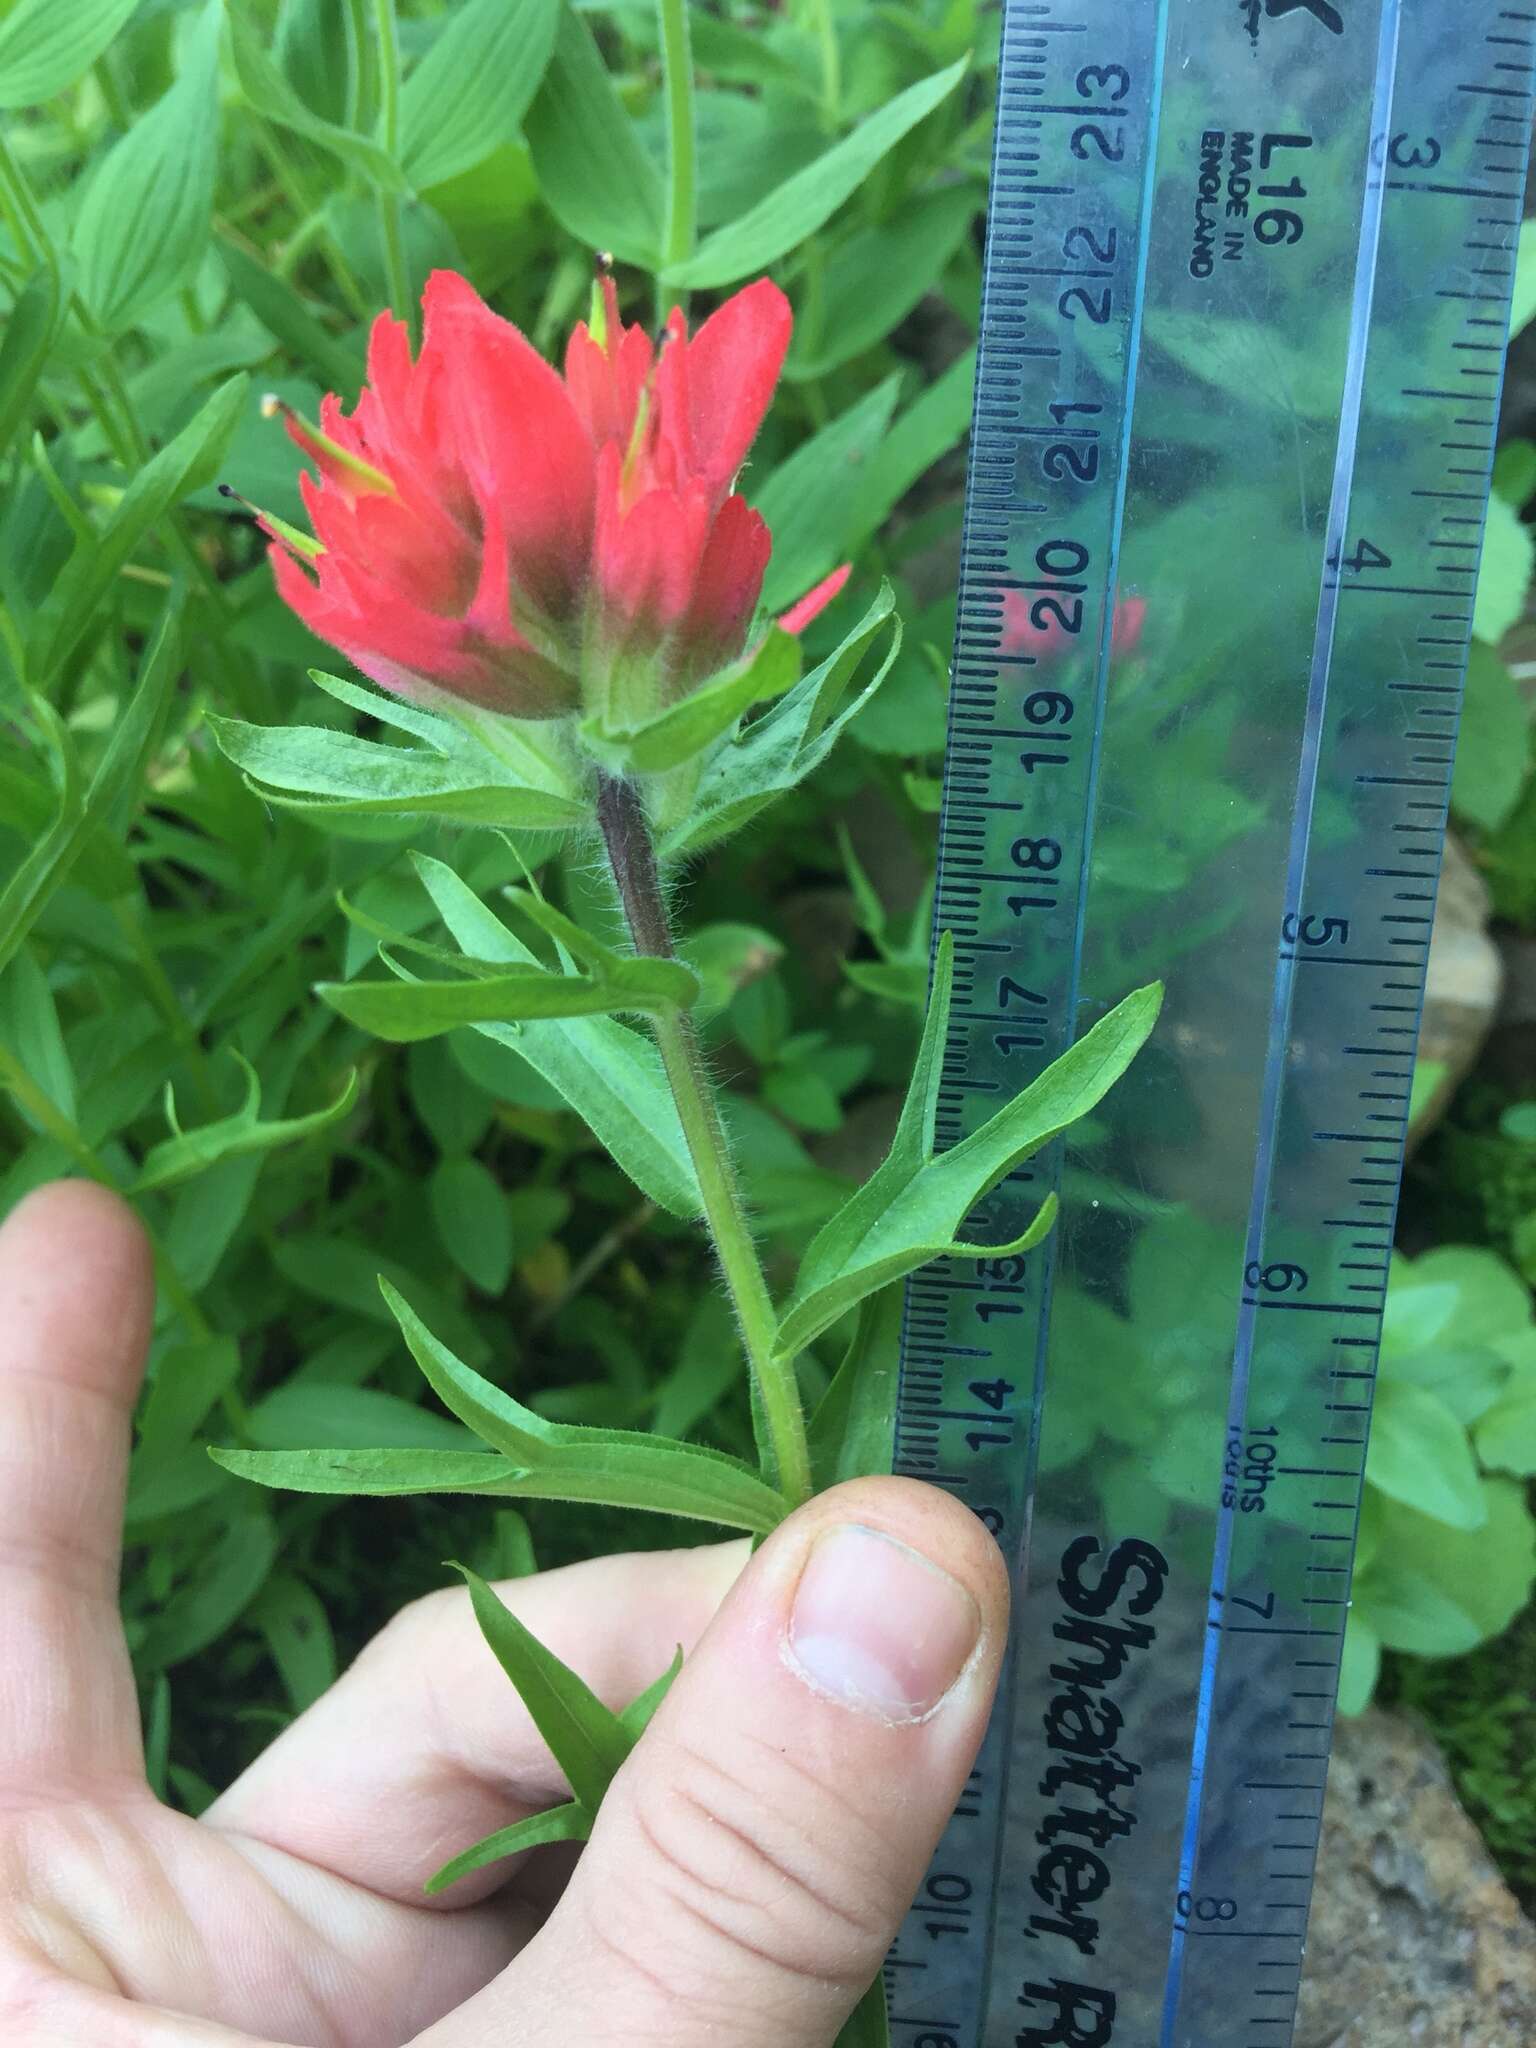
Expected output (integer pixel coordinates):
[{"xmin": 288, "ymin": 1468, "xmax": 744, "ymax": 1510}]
[{"xmin": 0, "ymin": 1180, "xmax": 1008, "ymax": 2047}]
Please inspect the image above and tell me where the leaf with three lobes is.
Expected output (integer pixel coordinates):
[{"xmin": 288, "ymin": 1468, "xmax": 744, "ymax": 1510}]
[
  {"xmin": 411, "ymin": 855, "xmax": 702, "ymax": 1217},
  {"xmin": 581, "ymin": 630, "xmax": 801, "ymax": 777},
  {"xmin": 663, "ymin": 585, "xmax": 902, "ymax": 858},
  {"xmin": 384, "ymin": 1282, "xmax": 790, "ymax": 1534},
  {"xmin": 775, "ymin": 936, "xmax": 1163, "ymax": 1356},
  {"xmin": 426, "ymin": 1800, "xmax": 592, "ymax": 1895},
  {"xmin": 129, "ymin": 1053, "xmax": 358, "ymax": 1195}
]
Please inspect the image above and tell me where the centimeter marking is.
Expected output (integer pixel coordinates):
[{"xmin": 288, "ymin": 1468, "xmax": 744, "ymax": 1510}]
[{"xmin": 891, "ymin": 4, "xmax": 1532, "ymax": 2046}]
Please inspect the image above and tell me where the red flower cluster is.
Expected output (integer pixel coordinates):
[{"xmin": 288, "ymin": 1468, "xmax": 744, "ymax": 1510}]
[{"xmin": 265, "ymin": 271, "xmax": 839, "ymax": 723}]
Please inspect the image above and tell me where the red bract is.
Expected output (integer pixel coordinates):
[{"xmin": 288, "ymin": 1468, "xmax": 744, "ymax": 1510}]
[
  {"xmin": 1000, "ymin": 588, "xmax": 1146, "ymax": 663},
  {"xmin": 263, "ymin": 270, "xmax": 838, "ymax": 726}
]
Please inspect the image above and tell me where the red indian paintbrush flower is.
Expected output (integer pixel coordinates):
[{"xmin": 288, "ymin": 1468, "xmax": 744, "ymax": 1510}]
[{"xmin": 263, "ymin": 270, "xmax": 839, "ymax": 728}]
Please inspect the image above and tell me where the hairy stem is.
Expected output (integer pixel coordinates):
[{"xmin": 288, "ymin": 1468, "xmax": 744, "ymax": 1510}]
[{"xmin": 596, "ymin": 774, "xmax": 812, "ymax": 1506}]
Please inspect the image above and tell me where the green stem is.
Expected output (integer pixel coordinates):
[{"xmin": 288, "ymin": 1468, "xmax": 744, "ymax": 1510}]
[
  {"xmin": 370, "ymin": 0, "xmax": 411, "ymax": 328},
  {"xmin": 811, "ymin": 0, "xmax": 841, "ymax": 128},
  {"xmin": 656, "ymin": 0, "xmax": 697, "ymax": 302},
  {"xmin": 596, "ymin": 774, "xmax": 811, "ymax": 1507}
]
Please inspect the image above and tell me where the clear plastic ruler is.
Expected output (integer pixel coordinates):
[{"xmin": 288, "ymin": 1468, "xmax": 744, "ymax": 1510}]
[{"xmin": 889, "ymin": 4, "xmax": 1533, "ymax": 2044}]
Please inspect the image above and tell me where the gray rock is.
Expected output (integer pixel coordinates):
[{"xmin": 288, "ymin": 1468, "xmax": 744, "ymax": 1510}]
[
  {"xmin": 1410, "ymin": 835, "xmax": 1505, "ymax": 1149},
  {"xmin": 1296, "ymin": 1708, "xmax": 1536, "ymax": 2046}
]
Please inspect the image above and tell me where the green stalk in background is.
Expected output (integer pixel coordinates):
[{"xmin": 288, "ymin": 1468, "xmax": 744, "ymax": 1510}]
[
  {"xmin": 656, "ymin": 0, "xmax": 697, "ymax": 314},
  {"xmin": 369, "ymin": 0, "xmax": 412, "ymax": 331}
]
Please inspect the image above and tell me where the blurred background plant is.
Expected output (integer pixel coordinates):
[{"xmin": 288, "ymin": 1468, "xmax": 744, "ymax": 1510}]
[{"xmin": 0, "ymin": 0, "xmax": 1533, "ymax": 1901}]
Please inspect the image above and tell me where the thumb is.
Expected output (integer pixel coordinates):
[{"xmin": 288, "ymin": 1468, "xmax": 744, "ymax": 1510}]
[{"xmin": 480, "ymin": 1477, "xmax": 1007, "ymax": 2048}]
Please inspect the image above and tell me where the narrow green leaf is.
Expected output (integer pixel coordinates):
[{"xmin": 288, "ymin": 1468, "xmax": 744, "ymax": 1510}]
[
  {"xmin": 753, "ymin": 381, "xmax": 901, "ymax": 614},
  {"xmin": 582, "ymin": 630, "xmax": 801, "ymax": 777},
  {"xmin": 229, "ymin": 11, "xmax": 406, "ymax": 191},
  {"xmin": 399, "ymin": 0, "xmax": 560, "ymax": 190},
  {"xmin": 498, "ymin": 888, "xmax": 700, "ymax": 1009},
  {"xmin": 453, "ymin": 1563, "xmax": 632, "ymax": 1811},
  {"xmin": 836, "ymin": 1978, "xmax": 892, "ymax": 2048},
  {"xmin": 619, "ymin": 1646, "xmax": 684, "ymax": 1739},
  {"xmin": 425, "ymin": 1800, "xmax": 592, "ymax": 1895},
  {"xmin": 0, "ymin": 601, "xmax": 182, "ymax": 976},
  {"xmin": 218, "ymin": 237, "xmax": 367, "ymax": 392},
  {"xmin": 414, "ymin": 855, "xmax": 703, "ymax": 1217},
  {"xmin": 665, "ymin": 58, "xmax": 968, "ymax": 288},
  {"xmin": 385, "ymin": 1281, "xmax": 790, "ymax": 1534},
  {"xmin": 777, "ymin": 950, "xmax": 1162, "ymax": 1355},
  {"xmin": 129, "ymin": 1057, "xmax": 358, "ymax": 1195},
  {"xmin": 73, "ymin": 0, "xmax": 223, "ymax": 331},
  {"xmin": 32, "ymin": 376, "xmax": 247, "ymax": 687},
  {"xmin": 663, "ymin": 585, "xmax": 901, "ymax": 858},
  {"xmin": 250, "ymin": 1574, "xmax": 337, "ymax": 1714},
  {"xmin": 524, "ymin": 4, "xmax": 665, "ymax": 267},
  {"xmin": 0, "ymin": 262, "xmax": 67, "ymax": 460},
  {"xmin": 807, "ymin": 1285, "xmax": 902, "ymax": 1491},
  {"xmin": 321, "ymin": 962, "xmax": 677, "ymax": 1035},
  {"xmin": 245, "ymin": 1384, "xmax": 477, "ymax": 1454},
  {"xmin": 857, "ymin": 346, "xmax": 978, "ymax": 543},
  {"xmin": 0, "ymin": 0, "xmax": 139, "ymax": 107},
  {"xmin": 211, "ymin": 1445, "xmax": 547, "ymax": 1498}
]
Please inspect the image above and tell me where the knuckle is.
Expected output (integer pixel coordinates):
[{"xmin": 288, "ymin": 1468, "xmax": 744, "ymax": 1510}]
[{"xmin": 614, "ymin": 1725, "xmax": 899, "ymax": 1992}]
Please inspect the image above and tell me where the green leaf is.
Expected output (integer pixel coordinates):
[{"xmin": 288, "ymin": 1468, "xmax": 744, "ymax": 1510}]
[
  {"xmin": 524, "ymin": 3, "xmax": 664, "ymax": 267},
  {"xmin": 665, "ymin": 57, "xmax": 969, "ymax": 288},
  {"xmin": 425, "ymin": 1800, "xmax": 591, "ymax": 1895},
  {"xmin": 0, "ymin": 942, "xmax": 76, "ymax": 1122},
  {"xmin": 229, "ymin": 10, "xmax": 406, "ymax": 191},
  {"xmin": 73, "ymin": 0, "xmax": 223, "ymax": 332},
  {"xmin": 1472, "ymin": 494, "xmax": 1535, "ymax": 644},
  {"xmin": 582, "ymin": 630, "xmax": 801, "ymax": 777},
  {"xmin": 775, "ymin": 939, "xmax": 1162, "ymax": 1356},
  {"xmin": 453, "ymin": 1563, "xmax": 632, "ymax": 1811},
  {"xmin": 399, "ymin": 0, "xmax": 559, "ymax": 190},
  {"xmin": 431, "ymin": 1156, "xmax": 514, "ymax": 1295},
  {"xmin": 320, "ymin": 957, "xmax": 686, "ymax": 1036},
  {"xmin": 211, "ymin": 1445, "xmax": 554, "ymax": 1499},
  {"xmin": 0, "ymin": 603, "xmax": 182, "ymax": 977},
  {"xmin": 858, "ymin": 346, "xmax": 978, "ymax": 541},
  {"xmin": 218, "ymin": 237, "xmax": 367, "ymax": 393},
  {"xmin": 1412, "ymin": 1245, "xmax": 1532, "ymax": 1344},
  {"xmin": 1335, "ymin": 1612, "xmax": 1380, "ymax": 1716},
  {"xmin": 807, "ymin": 1284, "xmax": 901, "ymax": 1491},
  {"xmin": 786, "ymin": 184, "xmax": 981, "ymax": 382},
  {"xmin": 1454, "ymin": 641, "xmax": 1531, "ymax": 833},
  {"xmin": 1510, "ymin": 217, "xmax": 1536, "ymax": 337},
  {"xmin": 0, "ymin": 261, "xmax": 68, "ymax": 460},
  {"xmin": 836, "ymin": 1978, "xmax": 892, "ymax": 2048},
  {"xmin": 209, "ymin": 712, "xmax": 586, "ymax": 832},
  {"xmin": 1473, "ymin": 1373, "xmax": 1536, "ymax": 1476},
  {"xmin": 413, "ymin": 855, "xmax": 703, "ymax": 1217},
  {"xmin": 250, "ymin": 1573, "xmax": 337, "ymax": 1713},
  {"xmin": 128, "ymin": 1055, "xmax": 358, "ymax": 1195},
  {"xmin": 753, "ymin": 380, "xmax": 900, "ymax": 614},
  {"xmin": 384, "ymin": 1283, "xmax": 789, "ymax": 1533},
  {"xmin": 0, "ymin": 0, "xmax": 139, "ymax": 107},
  {"xmin": 663, "ymin": 585, "xmax": 902, "ymax": 859},
  {"xmin": 245, "ymin": 1383, "xmax": 478, "ymax": 1453},
  {"xmin": 1365, "ymin": 1381, "xmax": 1486, "ymax": 1530},
  {"xmin": 134, "ymin": 1505, "xmax": 279, "ymax": 1672},
  {"xmin": 620, "ymin": 1646, "xmax": 684, "ymax": 1738},
  {"xmin": 1360, "ymin": 1482, "xmax": 1536, "ymax": 1655},
  {"xmin": 31, "ymin": 376, "xmax": 247, "ymax": 687}
]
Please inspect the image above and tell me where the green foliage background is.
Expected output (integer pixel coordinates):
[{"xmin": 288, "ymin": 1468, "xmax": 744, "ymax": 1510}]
[{"xmin": 0, "ymin": 0, "xmax": 1533, "ymax": 1870}]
